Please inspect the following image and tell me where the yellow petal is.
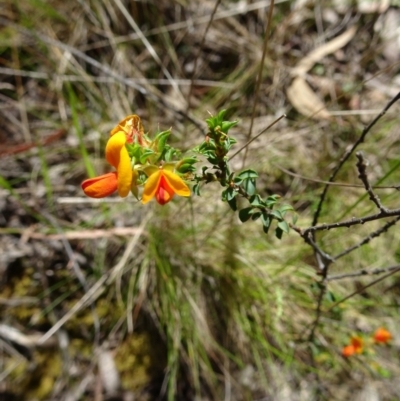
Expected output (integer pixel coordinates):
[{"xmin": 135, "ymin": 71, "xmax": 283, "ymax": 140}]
[
  {"xmin": 105, "ymin": 131, "xmax": 126, "ymax": 168},
  {"xmin": 142, "ymin": 170, "xmax": 162, "ymax": 204},
  {"xmin": 117, "ymin": 146, "xmax": 133, "ymax": 197},
  {"xmin": 163, "ymin": 170, "xmax": 191, "ymax": 197}
]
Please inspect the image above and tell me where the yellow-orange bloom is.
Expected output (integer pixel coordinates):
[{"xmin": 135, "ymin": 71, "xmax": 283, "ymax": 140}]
[
  {"xmin": 342, "ymin": 344, "xmax": 356, "ymax": 358},
  {"xmin": 342, "ymin": 336, "xmax": 363, "ymax": 358},
  {"xmin": 373, "ymin": 328, "xmax": 391, "ymax": 344},
  {"xmin": 82, "ymin": 131, "xmax": 132, "ymax": 198},
  {"xmin": 81, "ymin": 172, "xmax": 118, "ymax": 198},
  {"xmin": 105, "ymin": 131, "xmax": 132, "ymax": 197},
  {"xmin": 142, "ymin": 168, "xmax": 190, "ymax": 205},
  {"xmin": 351, "ymin": 336, "xmax": 363, "ymax": 353}
]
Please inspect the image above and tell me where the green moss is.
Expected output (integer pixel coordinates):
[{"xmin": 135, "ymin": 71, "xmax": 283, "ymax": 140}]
[
  {"xmin": 8, "ymin": 350, "xmax": 62, "ymax": 400},
  {"xmin": 115, "ymin": 332, "xmax": 166, "ymax": 391}
]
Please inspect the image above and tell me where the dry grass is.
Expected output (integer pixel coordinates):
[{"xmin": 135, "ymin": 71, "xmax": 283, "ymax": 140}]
[{"xmin": 1, "ymin": 0, "xmax": 400, "ymax": 400}]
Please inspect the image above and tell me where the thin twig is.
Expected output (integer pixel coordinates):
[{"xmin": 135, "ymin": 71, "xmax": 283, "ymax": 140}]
[
  {"xmin": 356, "ymin": 151, "xmax": 388, "ymax": 212},
  {"xmin": 228, "ymin": 114, "xmax": 285, "ymax": 161},
  {"xmin": 241, "ymin": 0, "xmax": 275, "ymax": 167},
  {"xmin": 325, "ymin": 266, "xmax": 400, "ymax": 312},
  {"xmin": 308, "ymin": 276, "xmax": 328, "ymax": 342},
  {"xmin": 292, "ymin": 206, "xmax": 400, "ymax": 237},
  {"xmin": 333, "ymin": 216, "xmax": 400, "ymax": 261},
  {"xmin": 311, "ymin": 91, "xmax": 400, "ymax": 228},
  {"xmin": 186, "ymin": 0, "xmax": 222, "ymax": 113},
  {"xmin": 327, "ymin": 264, "xmax": 400, "ymax": 281},
  {"xmin": 274, "ymin": 163, "xmax": 400, "ymax": 190},
  {"xmin": 303, "ymin": 233, "xmax": 334, "ymax": 271}
]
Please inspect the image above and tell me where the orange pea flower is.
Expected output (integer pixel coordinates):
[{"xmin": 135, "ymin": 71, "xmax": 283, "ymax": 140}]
[
  {"xmin": 342, "ymin": 336, "xmax": 363, "ymax": 357},
  {"xmin": 373, "ymin": 328, "xmax": 391, "ymax": 344},
  {"xmin": 142, "ymin": 167, "xmax": 190, "ymax": 205},
  {"xmin": 81, "ymin": 172, "xmax": 118, "ymax": 198},
  {"xmin": 82, "ymin": 131, "xmax": 133, "ymax": 198},
  {"xmin": 342, "ymin": 344, "xmax": 356, "ymax": 358}
]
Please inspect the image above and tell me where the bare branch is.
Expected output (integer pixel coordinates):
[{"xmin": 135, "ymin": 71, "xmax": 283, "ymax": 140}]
[
  {"xmin": 292, "ymin": 207, "xmax": 400, "ymax": 237},
  {"xmin": 275, "ymin": 163, "xmax": 400, "ymax": 190},
  {"xmin": 356, "ymin": 151, "xmax": 388, "ymax": 212},
  {"xmin": 303, "ymin": 233, "xmax": 334, "ymax": 271},
  {"xmin": 325, "ymin": 267, "xmax": 400, "ymax": 312},
  {"xmin": 311, "ymin": 91, "xmax": 400, "ymax": 228},
  {"xmin": 327, "ymin": 264, "xmax": 400, "ymax": 281},
  {"xmin": 333, "ymin": 216, "xmax": 400, "ymax": 260},
  {"xmin": 308, "ymin": 277, "xmax": 328, "ymax": 342}
]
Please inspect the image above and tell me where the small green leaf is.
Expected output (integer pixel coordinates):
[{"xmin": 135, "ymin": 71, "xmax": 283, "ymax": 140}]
[
  {"xmin": 193, "ymin": 183, "xmax": 201, "ymax": 196},
  {"xmin": 251, "ymin": 212, "xmax": 261, "ymax": 221},
  {"xmin": 249, "ymin": 194, "xmax": 263, "ymax": 206},
  {"xmin": 261, "ymin": 212, "xmax": 271, "ymax": 226},
  {"xmin": 239, "ymin": 207, "xmax": 253, "ymax": 222},
  {"xmin": 275, "ymin": 227, "xmax": 283, "ymax": 239},
  {"xmin": 261, "ymin": 212, "xmax": 271, "ymax": 233},
  {"xmin": 139, "ymin": 148, "xmax": 155, "ymax": 164},
  {"xmin": 153, "ymin": 130, "xmax": 171, "ymax": 153},
  {"xmin": 221, "ymin": 120, "xmax": 238, "ymax": 133},
  {"xmin": 271, "ymin": 210, "xmax": 283, "ymax": 220},
  {"xmin": 177, "ymin": 163, "xmax": 196, "ymax": 173},
  {"xmin": 265, "ymin": 194, "xmax": 281, "ymax": 207},
  {"xmin": 243, "ymin": 178, "xmax": 256, "ymax": 196},
  {"xmin": 279, "ymin": 204, "xmax": 294, "ymax": 213},
  {"xmin": 163, "ymin": 147, "xmax": 177, "ymax": 161},
  {"xmin": 236, "ymin": 169, "xmax": 259, "ymax": 180},
  {"xmin": 227, "ymin": 197, "xmax": 237, "ymax": 211},
  {"xmin": 131, "ymin": 184, "xmax": 139, "ymax": 200},
  {"xmin": 233, "ymin": 176, "xmax": 243, "ymax": 185},
  {"xmin": 225, "ymin": 187, "xmax": 238, "ymax": 201},
  {"xmin": 325, "ymin": 291, "xmax": 336, "ymax": 302},
  {"xmin": 292, "ymin": 213, "xmax": 298, "ymax": 225},
  {"xmin": 277, "ymin": 220, "xmax": 289, "ymax": 233}
]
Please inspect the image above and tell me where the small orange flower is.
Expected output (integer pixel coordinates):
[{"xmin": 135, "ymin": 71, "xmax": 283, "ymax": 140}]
[
  {"xmin": 351, "ymin": 336, "xmax": 363, "ymax": 353},
  {"xmin": 342, "ymin": 336, "xmax": 363, "ymax": 357},
  {"xmin": 82, "ymin": 131, "xmax": 133, "ymax": 198},
  {"xmin": 142, "ymin": 168, "xmax": 190, "ymax": 205},
  {"xmin": 373, "ymin": 328, "xmax": 391, "ymax": 344},
  {"xmin": 342, "ymin": 344, "xmax": 356, "ymax": 358},
  {"xmin": 81, "ymin": 172, "xmax": 118, "ymax": 198}
]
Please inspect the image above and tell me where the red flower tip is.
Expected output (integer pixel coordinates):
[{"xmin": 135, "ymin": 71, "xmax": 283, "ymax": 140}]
[{"xmin": 342, "ymin": 336, "xmax": 363, "ymax": 357}]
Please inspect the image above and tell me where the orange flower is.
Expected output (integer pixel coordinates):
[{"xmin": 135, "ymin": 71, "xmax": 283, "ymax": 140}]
[
  {"xmin": 351, "ymin": 336, "xmax": 363, "ymax": 353},
  {"xmin": 342, "ymin": 336, "xmax": 363, "ymax": 357},
  {"xmin": 342, "ymin": 344, "xmax": 356, "ymax": 358},
  {"xmin": 142, "ymin": 168, "xmax": 190, "ymax": 205},
  {"xmin": 81, "ymin": 172, "xmax": 118, "ymax": 198},
  {"xmin": 373, "ymin": 328, "xmax": 391, "ymax": 344},
  {"xmin": 82, "ymin": 131, "xmax": 133, "ymax": 198}
]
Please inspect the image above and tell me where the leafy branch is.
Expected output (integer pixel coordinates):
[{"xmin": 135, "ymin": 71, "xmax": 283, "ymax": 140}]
[{"xmin": 194, "ymin": 110, "xmax": 294, "ymax": 239}]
